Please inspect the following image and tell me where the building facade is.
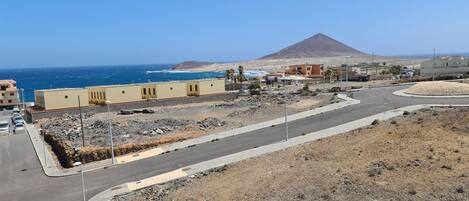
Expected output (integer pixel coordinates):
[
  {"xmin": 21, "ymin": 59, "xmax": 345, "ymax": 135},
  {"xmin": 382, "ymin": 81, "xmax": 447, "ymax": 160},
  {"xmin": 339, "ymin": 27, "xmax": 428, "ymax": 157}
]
[
  {"xmin": 139, "ymin": 81, "xmax": 187, "ymax": 99},
  {"xmin": 421, "ymin": 56, "xmax": 469, "ymax": 76},
  {"xmin": 286, "ymin": 64, "xmax": 322, "ymax": 78},
  {"xmin": 0, "ymin": 80, "xmax": 19, "ymax": 108},
  {"xmin": 34, "ymin": 88, "xmax": 89, "ymax": 110},
  {"xmin": 187, "ymin": 79, "xmax": 225, "ymax": 96},
  {"xmin": 34, "ymin": 78, "xmax": 226, "ymax": 110},
  {"xmin": 87, "ymin": 85, "xmax": 142, "ymax": 105}
]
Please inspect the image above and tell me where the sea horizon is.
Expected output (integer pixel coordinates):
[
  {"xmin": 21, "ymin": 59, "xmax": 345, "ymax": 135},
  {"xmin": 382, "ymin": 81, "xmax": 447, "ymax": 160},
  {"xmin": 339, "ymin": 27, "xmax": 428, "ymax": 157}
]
[{"xmin": 0, "ymin": 64, "xmax": 224, "ymax": 102}]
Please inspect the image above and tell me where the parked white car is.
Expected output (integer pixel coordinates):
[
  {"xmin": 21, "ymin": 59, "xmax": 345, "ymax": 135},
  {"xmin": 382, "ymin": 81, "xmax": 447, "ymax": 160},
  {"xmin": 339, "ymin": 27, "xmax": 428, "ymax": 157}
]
[
  {"xmin": 0, "ymin": 120, "xmax": 9, "ymax": 134},
  {"xmin": 13, "ymin": 122, "xmax": 25, "ymax": 134}
]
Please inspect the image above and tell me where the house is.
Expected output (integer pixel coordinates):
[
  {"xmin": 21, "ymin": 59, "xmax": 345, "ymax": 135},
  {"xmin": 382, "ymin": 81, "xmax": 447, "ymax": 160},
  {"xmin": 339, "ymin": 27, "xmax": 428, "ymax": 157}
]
[
  {"xmin": 285, "ymin": 64, "xmax": 322, "ymax": 78},
  {"xmin": 420, "ymin": 56, "xmax": 469, "ymax": 76},
  {"xmin": 86, "ymin": 85, "xmax": 141, "ymax": 105},
  {"xmin": 139, "ymin": 81, "xmax": 187, "ymax": 99},
  {"xmin": 187, "ymin": 79, "xmax": 225, "ymax": 96},
  {"xmin": 34, "ymin": 88, "xmax": 89, "ymax": 110},
  {"xmin": 0, "ymin": 80, "xmax": 19, "ymax": 108}
]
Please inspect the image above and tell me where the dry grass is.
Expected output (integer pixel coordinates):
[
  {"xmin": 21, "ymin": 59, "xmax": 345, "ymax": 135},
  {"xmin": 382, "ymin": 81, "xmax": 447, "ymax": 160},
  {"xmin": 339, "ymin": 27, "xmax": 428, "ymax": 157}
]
[{"xmin": 405, "ymin": 81, "xmax": 469, "ymax": 96}]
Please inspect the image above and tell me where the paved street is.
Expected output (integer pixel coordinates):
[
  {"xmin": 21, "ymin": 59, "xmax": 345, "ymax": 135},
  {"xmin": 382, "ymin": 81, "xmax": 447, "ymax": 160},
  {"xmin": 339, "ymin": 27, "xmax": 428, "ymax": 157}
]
[{"xmin": 1, "ymin": 85, "xmax": 469, "ymax": 201}]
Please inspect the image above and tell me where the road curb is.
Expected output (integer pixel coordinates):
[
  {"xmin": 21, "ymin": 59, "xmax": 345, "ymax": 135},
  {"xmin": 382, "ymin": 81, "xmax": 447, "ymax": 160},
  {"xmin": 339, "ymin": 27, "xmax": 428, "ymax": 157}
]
[{"xmin": 393, "ymin": 88, "xmax": 469, "ymax": 98}]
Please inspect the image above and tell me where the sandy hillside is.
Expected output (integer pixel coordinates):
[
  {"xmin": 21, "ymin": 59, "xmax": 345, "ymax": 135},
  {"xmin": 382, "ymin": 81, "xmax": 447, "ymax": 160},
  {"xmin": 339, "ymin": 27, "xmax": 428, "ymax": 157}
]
[
  {"xmin": 115, "ymin": 107, "xmax": 469, "ymax": 201},
  {"xmin": 190, "ymin": 57, "xmax": 424, "ymax": 72}
]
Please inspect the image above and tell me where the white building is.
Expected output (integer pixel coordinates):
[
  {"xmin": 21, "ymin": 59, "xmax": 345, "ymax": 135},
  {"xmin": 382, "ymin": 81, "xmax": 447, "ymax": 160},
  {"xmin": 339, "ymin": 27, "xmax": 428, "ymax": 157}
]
[{"xmin": 420, "ymin": 56, "xmax": 469, "ymax": 76}]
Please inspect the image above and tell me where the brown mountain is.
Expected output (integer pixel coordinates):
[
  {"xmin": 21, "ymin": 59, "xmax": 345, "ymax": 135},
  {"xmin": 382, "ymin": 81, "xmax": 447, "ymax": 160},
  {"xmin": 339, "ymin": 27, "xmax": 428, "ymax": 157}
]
[
  {"xmin": 171, "ymin": 61, "xmax": 214, "ymax": 70},
  {"xmin": 259, "ymin": 33, "xmax": 367, "ymax": 59}
]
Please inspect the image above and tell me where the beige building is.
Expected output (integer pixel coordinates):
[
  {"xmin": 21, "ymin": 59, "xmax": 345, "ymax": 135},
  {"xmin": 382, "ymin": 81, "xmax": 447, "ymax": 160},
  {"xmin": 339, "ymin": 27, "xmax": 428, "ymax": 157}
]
[
  {"xmin": 87, "ymin": 85, "xmax": 141, "ymax": 105},
  {"xmin": 0, "ymin": 80, "xmax": 19, "ymax": 107},
  {"xmin": 421, "ymin": 56, "xmax": 469, "ymax": 76},
  {"xmin": 139, "ymin": 81, "xmax": 187, "ymax": 100},
  {"xmin": 34, "ymin": 88, "xmax": 89, "ymax": 110},
  {"xmin": 187, "ymin": 79, "xmax": 225, "ymax": 96}
]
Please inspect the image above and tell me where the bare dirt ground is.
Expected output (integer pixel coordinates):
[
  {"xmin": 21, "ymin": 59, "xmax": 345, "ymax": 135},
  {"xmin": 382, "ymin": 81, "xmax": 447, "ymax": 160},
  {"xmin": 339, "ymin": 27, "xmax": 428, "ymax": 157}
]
[
  {"xmin": 115, "ymin": 107, "xmax": 469, "ymax": 201},
  {"xmin": 38, "ymin": 90, "xmax": 337, "ymax": 167}
]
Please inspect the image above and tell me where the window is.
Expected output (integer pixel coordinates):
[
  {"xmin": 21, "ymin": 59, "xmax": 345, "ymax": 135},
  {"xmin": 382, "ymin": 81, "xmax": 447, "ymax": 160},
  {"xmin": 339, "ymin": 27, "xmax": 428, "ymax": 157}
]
[
  {"xmin": 8, "ymin": 100, "xmax": 12, "ymax": 103},
  {"xmin": 0, "ymin": 100, "xmax": 2, "ymax": 103},
  {"xmin": 143, "ymin": 88, "xmax": 146, "ymax": 95},
  {"xmin": 190, "ymin": 85, "xmax": 193, "ymax": 91},
  {"xmin": 153, "ymin": 88, "xmax": 156, "ymax": 95},
  {"xmin": 195, "ymin": 85, "xmax": 198, "ymax": 91},
  {"xmin": 10, "ymin": 92, "xmax": 14, "ymax": 96},
  {"xmin": 210, "ymin": 84, "xmax": 213, "ymax": 87},
  {"xmin": 1, "ymin": 93, "xmax": 4, "ymax": 96},
  {"xmin": 65, "ymin": 95, "xmax": 68, "ymax": 99},
  {"xmin": 148, "ymin": 88, "xmax": 151, "ymax": 95},
  {"xmin": 122, "ymin": 90, "xmax": 125, "ymax": 94}
]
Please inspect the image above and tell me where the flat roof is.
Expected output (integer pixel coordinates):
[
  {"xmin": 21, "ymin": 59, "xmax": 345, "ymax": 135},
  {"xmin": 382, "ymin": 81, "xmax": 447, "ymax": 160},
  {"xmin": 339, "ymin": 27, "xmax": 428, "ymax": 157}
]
[
  {"xmin": 85, "ymin": 84, "xmax": 140, "ymax": 89},
  {"xmin": 35, "ymin": 88, "xmax": 86, "ymax": 92}
]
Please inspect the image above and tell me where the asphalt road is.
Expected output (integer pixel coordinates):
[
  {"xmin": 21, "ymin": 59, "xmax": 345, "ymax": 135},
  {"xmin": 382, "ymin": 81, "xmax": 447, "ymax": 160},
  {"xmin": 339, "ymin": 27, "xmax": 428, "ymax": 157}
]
[{"xmin": 1, "ymin": 85, "xmax": 469, "ymax": 201}]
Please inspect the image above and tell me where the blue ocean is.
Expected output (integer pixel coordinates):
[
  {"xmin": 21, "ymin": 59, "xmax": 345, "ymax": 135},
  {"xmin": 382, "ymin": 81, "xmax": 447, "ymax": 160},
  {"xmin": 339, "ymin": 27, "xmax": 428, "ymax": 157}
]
[{"xmin": 0, "ymin": 64, "xmax": 224, "ymax": 102}]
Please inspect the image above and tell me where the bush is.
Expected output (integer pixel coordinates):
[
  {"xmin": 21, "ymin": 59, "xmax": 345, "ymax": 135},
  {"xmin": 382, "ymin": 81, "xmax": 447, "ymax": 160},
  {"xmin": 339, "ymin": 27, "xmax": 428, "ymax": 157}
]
[
  {"xmin": 329, "ymin": 87, "xmax": 341, "ymax": 92},
  {"xmin": 302, "ymin": 83, "xmax": 310, "ymax": 91},
  {"xmin": 371, "ymin": 119, "xmax": 380, "ymax": 125},
  {"xmin": 248, "ymin": 83, "xmax": 261, "ymax": 95},
  {"xmin": 403, "ymin": 111, "xmax": 410, "ymax": 115}
]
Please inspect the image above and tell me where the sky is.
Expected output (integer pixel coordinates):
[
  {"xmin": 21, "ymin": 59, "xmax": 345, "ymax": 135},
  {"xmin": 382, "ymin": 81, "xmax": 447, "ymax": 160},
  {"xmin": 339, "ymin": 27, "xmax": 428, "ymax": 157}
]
[{"xmin": 1, "ymin": 0, "xmax": 469, "ymax": 68}]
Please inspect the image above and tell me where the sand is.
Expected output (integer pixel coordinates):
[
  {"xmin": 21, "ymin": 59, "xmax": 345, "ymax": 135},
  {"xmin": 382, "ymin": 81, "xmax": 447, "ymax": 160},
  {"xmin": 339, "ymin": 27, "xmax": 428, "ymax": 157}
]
[{"xmin": 405, "ymin": 81, "xmax": 469, "ymax": 96}]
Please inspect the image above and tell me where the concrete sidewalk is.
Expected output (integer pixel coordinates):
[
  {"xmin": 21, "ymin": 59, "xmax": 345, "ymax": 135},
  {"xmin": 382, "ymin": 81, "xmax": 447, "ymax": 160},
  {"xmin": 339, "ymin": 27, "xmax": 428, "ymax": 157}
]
[
  {"xmin": 28, "ymin": 94, "xmax": 359, "ymax": 177},
  {"xmin": 90, "ymin": 103, "xmax": 467, "ymax": 201}
]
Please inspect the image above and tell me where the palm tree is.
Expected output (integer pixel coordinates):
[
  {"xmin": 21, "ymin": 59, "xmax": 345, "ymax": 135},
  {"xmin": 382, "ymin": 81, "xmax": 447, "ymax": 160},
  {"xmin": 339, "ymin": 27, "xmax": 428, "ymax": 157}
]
[
  {"xmin": 237, "ymin": 65, "xmax": 246, "ymax": 90},
  {"xmin": 225, "ymin": 68, "xmax": 236, "ymax": 90}
]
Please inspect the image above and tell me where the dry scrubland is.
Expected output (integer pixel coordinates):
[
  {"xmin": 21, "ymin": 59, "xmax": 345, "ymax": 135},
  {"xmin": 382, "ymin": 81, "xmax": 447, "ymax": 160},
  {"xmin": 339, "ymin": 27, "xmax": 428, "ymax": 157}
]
[
  {"xmin": 405, "ymin": 81, "xmax": 469, "ymax": 96},
  {"xmin": 190, "ymin": 56, "xmax": 424, "ymax": 71},
  {"xmin": 39, "ymin": 91, "xmax": 336, "ymax": 167},
  {"xmin": 115, "ymin": 107, "xmax": 469, "ymax": 201}
]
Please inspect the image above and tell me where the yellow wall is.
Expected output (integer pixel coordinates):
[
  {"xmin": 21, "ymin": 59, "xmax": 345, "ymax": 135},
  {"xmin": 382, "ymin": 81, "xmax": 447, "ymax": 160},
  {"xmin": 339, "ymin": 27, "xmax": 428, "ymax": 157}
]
[
  {"xmin": 186, "ymin": 81, "xmax": 199, "ymax": 96},
  {"xmin": 155, "ymin": 82, "xmax": 187, "ymax": 99},
  {"xmin": 87, "ymin": 87, "xmax": 106, "ymax": 104},
  {"xmin": 105, "ymin": 85, "xmax": 142, "ymax": 104},
  {"xmin": 35, "ymin": 88, "xmax": 89, "ymax": 110},
  {"xmin": 139, "ymin": 83, "xmax": 157, "ymax": 99},
  {"xmin": 187, "ymin": 79, "xmax": 225, "ymax": 96},
  {"xmin": 198, "ymin": 79, "xmax": 225, "ymax": 95}
]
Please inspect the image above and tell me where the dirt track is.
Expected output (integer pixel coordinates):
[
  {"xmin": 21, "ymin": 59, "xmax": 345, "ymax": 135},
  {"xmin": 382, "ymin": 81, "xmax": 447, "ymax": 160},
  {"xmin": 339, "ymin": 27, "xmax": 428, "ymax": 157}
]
[{"xmin": 117, "ymin": 107, "xmax": 469, "ymax": 201}]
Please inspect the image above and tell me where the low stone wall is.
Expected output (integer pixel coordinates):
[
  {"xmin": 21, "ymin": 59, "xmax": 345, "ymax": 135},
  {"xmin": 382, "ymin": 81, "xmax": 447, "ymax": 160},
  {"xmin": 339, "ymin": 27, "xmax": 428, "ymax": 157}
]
[{"xmin": 25, "ymin": 93, "xmax": 238, "ymax": 123}]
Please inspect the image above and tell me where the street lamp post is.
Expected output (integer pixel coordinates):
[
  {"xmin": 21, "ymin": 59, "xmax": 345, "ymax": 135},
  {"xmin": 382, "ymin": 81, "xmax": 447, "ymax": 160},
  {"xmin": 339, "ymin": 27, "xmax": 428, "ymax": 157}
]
[
  {"xmin": 105, "ymin": 101, "xmax": 115, "ymax": 165},
  {"xmin": 345, "ymin": 64, "xmax": 348, "ymax": 91},
  {"xmin": 73, "ymin": 162, "xmax": 85, "ymax": 201},
  {"xmin": 283, "ymin": 78, "xmax": 289, "ymax": 141}
]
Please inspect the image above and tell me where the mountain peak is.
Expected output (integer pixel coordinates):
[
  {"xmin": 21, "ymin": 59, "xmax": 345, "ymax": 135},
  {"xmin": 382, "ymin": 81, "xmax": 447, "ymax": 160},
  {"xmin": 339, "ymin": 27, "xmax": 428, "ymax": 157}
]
[{"xmin": 259, "ymin": 33, "xmax": 367, "ymax": 60}]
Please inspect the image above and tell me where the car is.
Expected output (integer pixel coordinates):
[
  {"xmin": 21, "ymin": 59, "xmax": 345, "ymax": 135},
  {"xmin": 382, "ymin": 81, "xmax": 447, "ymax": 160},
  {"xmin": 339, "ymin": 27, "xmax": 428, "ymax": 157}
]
[
  {"xmin": 118, "ymin": 110, "xmax": 134, "ymax": 115},
  {"xmin": 12, "ymin": 107, "xmax": 20, "ymax": 114},
  {"xmin": 13, "ymin": 122, "xmax": 25, "ymax": 134},
  {"xmin": 142, "ymin": 109, "xmax": 155, "ymax": 114},
  {"xmin": 11, "ymin": 113, "xmax": 21, "ymax": 120},
  {"xmin": 12, "ymin": 116, "xmax": 24, "ymax": 124},
  {"xmin": 0, "ymin": 121, "xmax": 9, "ymax": 133}
]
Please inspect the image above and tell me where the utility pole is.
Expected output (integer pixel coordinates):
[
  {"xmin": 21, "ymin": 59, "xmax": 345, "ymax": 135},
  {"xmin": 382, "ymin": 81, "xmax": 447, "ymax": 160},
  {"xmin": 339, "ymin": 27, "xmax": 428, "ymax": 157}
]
[
  {"xmin": 106, "ymin": 101, "xmax": 115, "ymax": 165},
  {"xmin": 284, "ymin": 78, "xmax": 289, "ymax": 141},
  {"xmin": 78, "ymin": 96, "xmax": 85, "ymax": 147},
  {"xmin": 73, "ymin": 162, "xmax": 86, "ymax": 201}
]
